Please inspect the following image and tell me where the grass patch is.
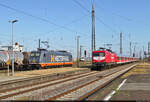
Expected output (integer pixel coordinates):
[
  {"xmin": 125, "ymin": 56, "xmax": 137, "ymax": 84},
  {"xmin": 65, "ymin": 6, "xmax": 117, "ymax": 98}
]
[
  {"xmin": 72, "ymin": 61, "xmax": 92, "ymax": 68},
  {"xmin": 15, "ymin": 96, "xmax": 29, "ymax": 100},
  {"xmin": 121, "ymin": 66, "xmax": 148, "ymax": 78}
]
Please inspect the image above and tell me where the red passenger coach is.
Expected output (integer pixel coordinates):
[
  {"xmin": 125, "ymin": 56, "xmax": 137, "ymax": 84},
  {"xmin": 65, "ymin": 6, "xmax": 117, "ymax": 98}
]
[{"xmin": 92, "ymin": 48, "xmax": 138, "ymax": 70}]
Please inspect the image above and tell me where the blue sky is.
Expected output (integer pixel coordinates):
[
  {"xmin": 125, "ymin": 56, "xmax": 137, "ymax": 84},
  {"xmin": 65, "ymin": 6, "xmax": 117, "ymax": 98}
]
[{"xmin": 0, "ymin": 0, "xmax": 149, "ymax": 58}]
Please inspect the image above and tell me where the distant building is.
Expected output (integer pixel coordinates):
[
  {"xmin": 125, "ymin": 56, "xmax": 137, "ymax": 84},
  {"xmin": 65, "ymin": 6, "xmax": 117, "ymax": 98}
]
[{"xmin": 0, "ymin": 42, "xmax": 23, "ymax": 52}]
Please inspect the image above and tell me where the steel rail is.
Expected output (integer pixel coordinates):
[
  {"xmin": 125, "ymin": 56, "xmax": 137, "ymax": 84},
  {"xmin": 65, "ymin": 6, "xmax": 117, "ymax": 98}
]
[
  {"xmin": 47, "ymin": 64, "xmax": 137, "ymax": 100},
  {"xmin": 0, "ymin": 71, "xmax": 98, "ymax": 100},
  {"xmin": 77, "ymin": 64, "xmax": 138, "ymax": 100},
  {"xmin": 0, "ymin": 69, "xmax": 89, "ymax": 86},
  {"xmin": 0, "ymin": 70, "xmax": 92, "ymax": 93}
]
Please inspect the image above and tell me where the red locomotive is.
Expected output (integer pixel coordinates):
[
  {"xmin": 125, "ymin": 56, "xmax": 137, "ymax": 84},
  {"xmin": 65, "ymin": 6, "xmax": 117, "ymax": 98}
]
[{"xmin": 92, "ymin": 48, "xmax": 138, "ymax": 70}]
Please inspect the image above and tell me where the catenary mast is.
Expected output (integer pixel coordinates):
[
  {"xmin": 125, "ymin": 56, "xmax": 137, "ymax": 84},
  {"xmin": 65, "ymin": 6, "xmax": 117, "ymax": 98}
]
[{"xmin": 92, "ymin": 3, "xmax": 95, "ymax": 52}]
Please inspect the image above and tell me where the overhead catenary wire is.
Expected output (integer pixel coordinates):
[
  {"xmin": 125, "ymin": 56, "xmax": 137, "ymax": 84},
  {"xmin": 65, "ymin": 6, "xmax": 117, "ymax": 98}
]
[
  {"xmin": 95, "ymin": 16, "xmax": 117, "ymax": 34},
  {"xmin": 72, "ymin": 0, "xmax": 118, "ymax": 35},
  {"xmin": 0, "ymin": 2, "xmax": 93, "ymax": 52},
  {"xmin": 73, "ymin": 0, "xmax": 91, "ymax": 13},
  {"xmin": 0, "ymin": 3, "xmax": 89, "ymax": 37},
  {"xmin": 94, "ymin": 1, "xmax": 132, "ymax": 21},
  {"xmin": 42, "ymin": 13, "xmax": 90, "ymax": 36},
  {"xmin": 95, "ymin": 0, "xmax": 150, "ymax": 27},
  {"xmin": 73, "ymin": 0, "xmax": 119, "ymax": 52},
  {"xmin": 94, "ymin": 0, "xmax": 132, "ymax": 38}
]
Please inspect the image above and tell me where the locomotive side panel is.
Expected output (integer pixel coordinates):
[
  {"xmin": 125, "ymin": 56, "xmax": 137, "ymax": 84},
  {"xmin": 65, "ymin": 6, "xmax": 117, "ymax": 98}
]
[
  {"xmin": 29, "ymin": 50, "xmax": 72, "ymax": 69},
  {"xmin": 40, "ymin": 51, "xmax": 72, "ymax": 67}
]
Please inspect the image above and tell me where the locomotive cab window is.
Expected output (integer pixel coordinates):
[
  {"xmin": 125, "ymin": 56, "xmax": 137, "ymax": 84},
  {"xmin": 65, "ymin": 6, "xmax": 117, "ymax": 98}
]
[
  {"xmin": 30, "ymin": 52, "xmax": 40, "ymax": 57},
  {"xmin": 36, "ymin": 53, "xmax": 40, "ymax": 56},
  {"xmin": 30, "ymin": 53, "xmax": 34, "ymax": 57},
  {"xmin": 93, "ymin": 53, "xmax": 99, "ymax": 57},
  {"xmin": 93, "ymin": 52, "xmax": 105, "ymax": 57},
  {"xmin": 99, "ymin": 53, "xmax": 105, "ymax": 57}
]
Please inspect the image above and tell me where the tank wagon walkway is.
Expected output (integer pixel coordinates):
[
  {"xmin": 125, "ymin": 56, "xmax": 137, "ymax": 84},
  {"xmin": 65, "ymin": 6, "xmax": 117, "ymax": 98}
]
[{"xmin": 0, "ymin": 67, "xmax": 90, "ymax": 83}]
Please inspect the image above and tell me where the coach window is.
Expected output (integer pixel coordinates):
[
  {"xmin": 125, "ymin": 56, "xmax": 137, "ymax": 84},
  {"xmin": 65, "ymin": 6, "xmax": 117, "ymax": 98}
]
[{"xmin": 118, "ymin": 57, "xmax": 121, "ymax": 60}]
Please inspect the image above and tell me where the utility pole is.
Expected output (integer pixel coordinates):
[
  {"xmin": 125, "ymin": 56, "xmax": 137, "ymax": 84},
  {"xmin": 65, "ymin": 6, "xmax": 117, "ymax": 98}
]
[
  {"xmin": 76, "ymin": 36, "xmax": 80, "ymax": 68},
  {"xmin": 133, "ymin": 45, "xmax": 136, "ymax": 57},
  {"xmin": 120, "ymin": 32, "xmax": 122, "ymax": 55},
  {"xmin": 9, "ymin": 19, "xmax": 18, "ymax": 76},
  {"xmin": 148, "ymin": 42, "xmax": 150, "ymax": 57},
  {"xmin": 80, "ymin": 45, "xmax": 83, "ymax": 59},
  {"xmin": 84, "ymin": 50, "xmax": 87, "ymax": 62},
  {"xmin": 92, "ymin": 3, "xmax": 95, "ymax": 53},
  {"xmin": 139, "ymin": 49, "xmax": 142, "ymax": 59},
  {"xmin": 38, "ymin": 39, "xmax": 40, "ymax": 50},
  {"xmin": 143, "ymin": 46, "xmax": 144, "ymax": 59},
  {"xmin": 130, "ymin": 42, "xmax": 132, "ymax": 57}
]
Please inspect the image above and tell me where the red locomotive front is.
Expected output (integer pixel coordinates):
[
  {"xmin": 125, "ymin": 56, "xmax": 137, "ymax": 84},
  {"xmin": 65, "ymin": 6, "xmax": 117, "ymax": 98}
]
[
  {"xmin": 92, "ymin": 48, "xmax": 117, "ymax": 69},
  {"xmin": 92, "ymin": 50, "xmax": 105, "ymax": 64}
]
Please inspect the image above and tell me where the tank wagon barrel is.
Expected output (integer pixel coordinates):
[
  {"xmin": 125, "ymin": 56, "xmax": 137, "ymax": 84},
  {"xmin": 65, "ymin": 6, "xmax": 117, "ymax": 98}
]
[
  {"xmin": 0, "ymin": 51, "xmax": 9, "ymax": 68},
  {"xmin": 0, "ymin": 50, "xmax": 24, "ymax": 70}
]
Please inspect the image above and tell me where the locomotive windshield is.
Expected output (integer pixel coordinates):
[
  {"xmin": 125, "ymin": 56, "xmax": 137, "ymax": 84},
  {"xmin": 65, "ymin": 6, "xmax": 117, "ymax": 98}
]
[
  {"xmin": 35, "ymin": 53, "xmax": 40, "ymax": 56},
  {"xmin": 30, "ymin": 53, "xmax": 34, "ymax": 57},
  {"xmin": 93, "ymin": 52, "xmax": 105, "ymax": 57},
  {"xmin": 29, "ymin": 52, "xmax": 41, "ymax": 64},
  {"xmin": 30, "ymin": 52, "xmax": 40, "ymax": 57}
]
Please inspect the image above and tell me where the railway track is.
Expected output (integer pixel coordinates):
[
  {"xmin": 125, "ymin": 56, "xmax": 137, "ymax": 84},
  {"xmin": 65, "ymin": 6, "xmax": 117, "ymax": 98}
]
[
  {"xmin": 48, "ymin": 64, "xmax": 137, "ymax": 101},
  {"xmin": 0, "ymin": 68, "xmax": 90, "ymax": 90},
  {"xmin": 0, "ymin": 63, "xmax": 137, "ymax": 100},
  {"xmin": 1, "ymin": 72, "xmax": 99, "ymax": 100}
]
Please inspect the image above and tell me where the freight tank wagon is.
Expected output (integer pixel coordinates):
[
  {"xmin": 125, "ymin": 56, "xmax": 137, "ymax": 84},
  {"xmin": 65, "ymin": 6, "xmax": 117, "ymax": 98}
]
[
  {"xmin": 0, "ymin": 50, "xmax": 24, "ymax": 69},
  {"xmin": 0, "ymin": 51, "xmax": 9, "ymax": 68},
  {"xmin": 29, "ymin": 49, "xmax": 72, "ymax": 69}
]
